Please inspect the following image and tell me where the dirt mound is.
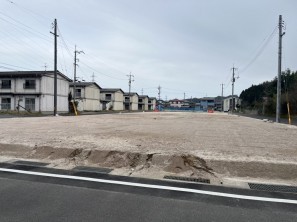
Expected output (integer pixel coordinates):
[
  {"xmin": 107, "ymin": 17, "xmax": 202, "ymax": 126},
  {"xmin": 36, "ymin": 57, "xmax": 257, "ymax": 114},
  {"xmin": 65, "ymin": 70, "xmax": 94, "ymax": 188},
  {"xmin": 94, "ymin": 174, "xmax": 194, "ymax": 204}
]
[
  {"xmin": 0, "ymin": 144, "xmax": 214, "ymax": 177},
  {"xmin": 164, "ymin": 155, "xmax": 214, "ymax": 175}
]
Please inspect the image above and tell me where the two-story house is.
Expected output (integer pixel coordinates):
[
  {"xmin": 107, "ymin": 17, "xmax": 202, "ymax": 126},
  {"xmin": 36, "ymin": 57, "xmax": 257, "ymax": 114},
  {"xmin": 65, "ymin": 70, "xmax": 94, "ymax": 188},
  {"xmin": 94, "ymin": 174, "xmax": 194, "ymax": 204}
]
[
  {"xmin": 169, "ymin": 99, "xmax": 184, "ymax": 108},
  {"xmin": 123, "ymin": 92, "xmax": 139, "ymax": 111},
  {"xmin": 138, "ymin": 95, "xmax": 149, "ymax": 110},
  {"xmin": 69, "ymin": 82, "xmax": 101, "ymax": 111},
  {"xmin": 200, "ymin": 97, "xmax": 215, "ymax": 111},
  {"xmin": 100, "ymin": 88, "xmax": 124, "ymax": 110},
  {"xmin": 148, "ymin": 97, "xmax": 156, "ymax": 110},
  {"xmin": 0, "ymin": 71, "xmax": 71, "ymax": 113}
]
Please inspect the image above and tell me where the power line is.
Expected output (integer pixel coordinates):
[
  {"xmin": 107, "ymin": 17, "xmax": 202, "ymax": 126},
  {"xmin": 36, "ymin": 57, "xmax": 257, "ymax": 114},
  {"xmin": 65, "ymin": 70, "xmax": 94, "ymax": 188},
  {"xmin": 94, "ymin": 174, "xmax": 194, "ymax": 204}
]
[
  {"xmin": 0, "ymin": 12, "xmax": 52, "ymax": 43},
  {"xmin": 0, "ymin": 29, "xmax": 52, "ymax": 68},
  {"xmin": 5, "ymin": 0, "xmax": 51, "ymax": 22},
  {"xmin": 80, "ymin": 61, "xmax": 126, "ymax": 80},
  {"xmin": 240, "ymin": 26, "xmax": 278, "ymax": 74},
  {"xmin": 0, "ymin": 63, "xmax": 31, "ymax": 70}
]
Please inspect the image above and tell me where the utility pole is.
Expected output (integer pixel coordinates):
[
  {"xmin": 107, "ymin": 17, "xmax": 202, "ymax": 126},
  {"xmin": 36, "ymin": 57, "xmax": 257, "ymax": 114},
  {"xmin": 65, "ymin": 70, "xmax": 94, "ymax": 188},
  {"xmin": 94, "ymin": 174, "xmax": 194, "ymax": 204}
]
[
  {"xmin": 50, "ymin": 19, "xmax": 58, "ymax": 116},
  {"xmin": 220, "ymin": 83, "xmax": 224, "ymax": 112},
  {"xmin": 183, "ymin": 92, "xmax": 186, "ymax": 100},
  {"xmin": 158, "ymin": 85, "xmax": 161, "ymax": 100},
  {"xmin": 276, "ymin": 15, "xmax": 285, "ymax": 123},
  {"xmin": 127, "ymin": 72, "xmax": 134, "ymax": 111},
  {"xmin": 158, "ymin": 85, "xmax": 161, "ymax": 111},
  {"xmin": 43, "ymin": 63, "xmax": 47, "ymax": 71},
  {"xmin": 91, "ymin": 72, "xmax": 95, "ymax": 82},
  {"xmin": 220, "ymin": 83, "xmax": 224, "ymax": 97},
  {"xmin": 231, "ymin": 66, "xmax": 238, "ymax": 114},
  {"xmin": 73, "ymin": 45, "xmax": 84, "ymax": 102}
]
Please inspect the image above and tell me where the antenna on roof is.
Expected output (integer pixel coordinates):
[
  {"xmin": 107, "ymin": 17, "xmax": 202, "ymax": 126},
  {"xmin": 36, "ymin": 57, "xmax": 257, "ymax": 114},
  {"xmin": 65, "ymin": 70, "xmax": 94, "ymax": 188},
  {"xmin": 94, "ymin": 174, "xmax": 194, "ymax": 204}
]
[{"xmin": 43, "ymin": 63, "xmax": 47, "ymax": 71}]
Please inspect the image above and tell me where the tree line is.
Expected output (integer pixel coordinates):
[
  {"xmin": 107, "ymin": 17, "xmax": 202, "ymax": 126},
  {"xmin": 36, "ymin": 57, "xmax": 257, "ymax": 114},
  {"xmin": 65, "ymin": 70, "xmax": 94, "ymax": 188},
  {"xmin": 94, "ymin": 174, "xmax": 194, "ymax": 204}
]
[{"xmin": 240, "ymin": 69, "xmax": 297, "ymax": 115}]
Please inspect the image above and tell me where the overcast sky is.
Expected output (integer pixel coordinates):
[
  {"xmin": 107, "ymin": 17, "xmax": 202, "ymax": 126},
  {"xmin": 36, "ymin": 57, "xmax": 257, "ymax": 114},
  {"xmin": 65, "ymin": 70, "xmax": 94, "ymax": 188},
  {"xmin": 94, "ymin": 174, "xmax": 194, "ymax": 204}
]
[{"xmin": 1, "ymin": 0, "xmax": 297, "ymax": 99}]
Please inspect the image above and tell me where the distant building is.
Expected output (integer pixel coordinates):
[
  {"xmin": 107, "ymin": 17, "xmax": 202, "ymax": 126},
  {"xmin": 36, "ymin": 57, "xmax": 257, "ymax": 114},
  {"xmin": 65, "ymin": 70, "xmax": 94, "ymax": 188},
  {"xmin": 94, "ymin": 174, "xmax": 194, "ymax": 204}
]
[
  {"xmin": 123, "ymin": 92, "xmax": 139, "ymax": 110},
  {"xmin": 214, "ymin": 96, "xmax": 225, "ymax": 111},
  {"xmin": 223, "ymin": 96, "xmax": 241, "ymax": 112},
  {"xmin": 100, "ymin": 88, "xmax": 124, "ymax": 111},
  {"xmin": 0, "ymin": 71, "xmax": 71, "ymax": 113},
  {"xmin": 70, "ymin": 82, "xmax": 101, "ymax": 111},
  {"xmin": 169, "ymin": 99, "xmax": 184, "ymax": 108},
  {"xmin": 138, "ymin": 95, "xmax": 149, "ymax": 110},
  {"xmin": 200, "ymin": 97, "xmax": 215, "ymax": 111},
  {"xmin": 148, "ymin": 97, "xmax": 157, "ymax": 110}
]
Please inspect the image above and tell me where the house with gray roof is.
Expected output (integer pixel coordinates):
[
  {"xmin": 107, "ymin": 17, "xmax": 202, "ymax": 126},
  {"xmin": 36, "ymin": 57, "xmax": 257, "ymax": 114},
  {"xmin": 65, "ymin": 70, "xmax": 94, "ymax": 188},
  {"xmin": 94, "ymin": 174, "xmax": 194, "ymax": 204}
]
[
  {"xmin": 69, "ymin": 82, "xmax": 101, "ymax": 111},
  {"xmin": 100, "ymin": 88, "xmax": 124, "ymax": 110},
  {"xmin": 0, "ymin": 70, "xmax": 71, "ymax": 113},
  {"xmin": 148, "ymin": 97, "xmax": 157, "ymax": 110},
  {"xmin": 123, "ymin": 92, "xmax": 139, "ymax": 110},
  {"xmin": 138, "ymin": 95, "xmax": 149, "ymax": 110}
]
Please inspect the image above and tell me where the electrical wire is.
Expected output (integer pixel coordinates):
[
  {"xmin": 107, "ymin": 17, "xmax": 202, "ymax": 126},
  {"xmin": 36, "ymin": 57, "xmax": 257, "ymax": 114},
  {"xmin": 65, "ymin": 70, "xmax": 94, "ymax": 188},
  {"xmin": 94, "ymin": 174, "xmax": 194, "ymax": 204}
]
[
  {"xmin": 240, "ymin": 26, "xmax": 278, "ymax": 73},
  {"xmin": 0, "ymin": 63, "xmax": 31, "ymax": 70},
  {"xmin": 0, "ymin": 12, "xmax": 52, "ymax": 43}
]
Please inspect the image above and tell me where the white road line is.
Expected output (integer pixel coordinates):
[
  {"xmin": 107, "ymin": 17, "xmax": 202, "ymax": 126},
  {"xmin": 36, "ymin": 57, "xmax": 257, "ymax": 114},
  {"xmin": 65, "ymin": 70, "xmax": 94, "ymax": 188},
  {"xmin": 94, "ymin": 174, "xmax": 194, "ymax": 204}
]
[{"xmin": 0, "ymin": 167, "xmax": 296, "ymax": 205}]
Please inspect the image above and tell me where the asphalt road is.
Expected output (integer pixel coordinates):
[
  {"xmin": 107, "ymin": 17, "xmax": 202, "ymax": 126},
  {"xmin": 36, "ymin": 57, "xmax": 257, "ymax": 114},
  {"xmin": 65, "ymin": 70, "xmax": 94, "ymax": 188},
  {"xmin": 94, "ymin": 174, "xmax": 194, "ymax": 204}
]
[{"xmin": 0, "ymin": 165, "xmax": 296, "ymax": 222}]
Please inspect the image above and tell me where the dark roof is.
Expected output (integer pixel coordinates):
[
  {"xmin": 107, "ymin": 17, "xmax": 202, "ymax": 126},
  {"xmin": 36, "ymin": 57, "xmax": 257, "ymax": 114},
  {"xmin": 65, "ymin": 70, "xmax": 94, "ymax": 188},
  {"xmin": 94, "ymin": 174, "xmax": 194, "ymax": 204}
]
[
  {"xmin": 70, "ymin": 82, "xmax": 101, "ymax": 89},
  {"xmin": 200, "ymin": 97, "xmax": 215, "ymax": 101},
  {"xmin": 0, "ymin": 70, "xmax": 72, "ymax": 82},
  {"xmin": 149, "ymin": 97, "xmax": 157, "ymax": 100},
  {"xmin": 124, "ymin": 92, "xmax": 139, "ymax": 96},
  {"xmin": 169, "ymin": 99, "xmax": 183, "ymax": 102},
  {"xmin": 100, "ymin": 88, "xmax": 124, "ymax": 93},
  {"xmin": 139, "ymin": 95, "xmax": 149, "ymax": 99}
]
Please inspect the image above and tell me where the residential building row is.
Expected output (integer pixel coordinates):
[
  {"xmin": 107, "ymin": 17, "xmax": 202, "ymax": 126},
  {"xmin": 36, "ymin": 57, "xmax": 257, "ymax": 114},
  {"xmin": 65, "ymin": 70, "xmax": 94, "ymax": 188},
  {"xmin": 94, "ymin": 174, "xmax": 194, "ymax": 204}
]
[
  {"xmin": 166, "ymin": 96, "xmax": 241, "ymax": 112},
  {"xmin": 0, "ymin": 71, "xmax": 156, "ymax": 113}
]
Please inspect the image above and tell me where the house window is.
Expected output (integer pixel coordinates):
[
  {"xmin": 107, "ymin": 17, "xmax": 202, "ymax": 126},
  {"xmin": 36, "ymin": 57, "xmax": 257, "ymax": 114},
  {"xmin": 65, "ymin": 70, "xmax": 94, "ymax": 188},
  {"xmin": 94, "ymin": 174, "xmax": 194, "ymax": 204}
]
[
  {"xmin": 75, "ymin": 89, "xmax": 81, "ymax": 97},
  {"xmin": 1, "ymin": 80, "xmax": 11, "ymax": 89},
  {"xmin": 139, "ymin": 99, "xmax": 143, "ymax": 103},
  {"xmin": 24, "ymin": 80, "xmax": 36, "ymax": 89},
  {"xmin": 1, "ymin": 98, "xmax": 11, "ymax": 110},
  {"xmin": 125, "ymin": 96, "xmax": 130, "ymax": 102},
  {"xmin": 25, "ymin": 98, "xmax": 35, "ymax": 111},
  {"xmin": 105, "ymin": 94, "xmax": 112, "ymax": 100}
]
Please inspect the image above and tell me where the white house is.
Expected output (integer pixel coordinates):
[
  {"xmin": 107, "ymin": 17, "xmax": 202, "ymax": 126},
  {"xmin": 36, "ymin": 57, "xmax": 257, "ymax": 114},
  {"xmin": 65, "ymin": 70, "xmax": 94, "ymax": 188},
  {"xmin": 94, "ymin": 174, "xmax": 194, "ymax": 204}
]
[
  {"xmin": 70, "ymin": 82, "xmax": 101, "ymax": 111},
  {"xmin": 148, "ymin": 97, "xmax": 156, "ymax": 110},
  {"xmin": 123, "ymin": 92, "xmax": 139, "ymax": 111},
  {"xmin": 0, "ymin": 71, "xmax": 71, "ymax": 113},
  {"xmin": 223, "ymin": 96, "xmax": 241, "ymax": 112},
  {"xmin": 100, "ymin": 88, "xmax": 124, "ymax": 111},
  {"xmin": 138, "ymin": 95, "xmax": 149, "ymax": 110},
  {"xmin": 169, "ymin": 99, "xmax": 184, "ymax": 108}
]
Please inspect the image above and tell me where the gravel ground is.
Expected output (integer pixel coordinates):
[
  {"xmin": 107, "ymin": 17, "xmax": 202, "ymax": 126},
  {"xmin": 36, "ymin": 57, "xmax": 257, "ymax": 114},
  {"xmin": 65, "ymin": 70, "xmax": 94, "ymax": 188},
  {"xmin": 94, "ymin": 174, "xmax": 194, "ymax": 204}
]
[{"xmin": 1, "ymin": 112, "xmax": 297, "ymax": 185}]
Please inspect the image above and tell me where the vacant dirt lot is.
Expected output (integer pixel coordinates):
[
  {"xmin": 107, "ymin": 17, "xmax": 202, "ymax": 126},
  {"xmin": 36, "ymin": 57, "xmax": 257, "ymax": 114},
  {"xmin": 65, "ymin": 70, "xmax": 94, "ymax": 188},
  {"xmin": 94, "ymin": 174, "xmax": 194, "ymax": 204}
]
[{"xmin": 1, "ymin": 112, "xmax": 297, "ymax": 185}]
